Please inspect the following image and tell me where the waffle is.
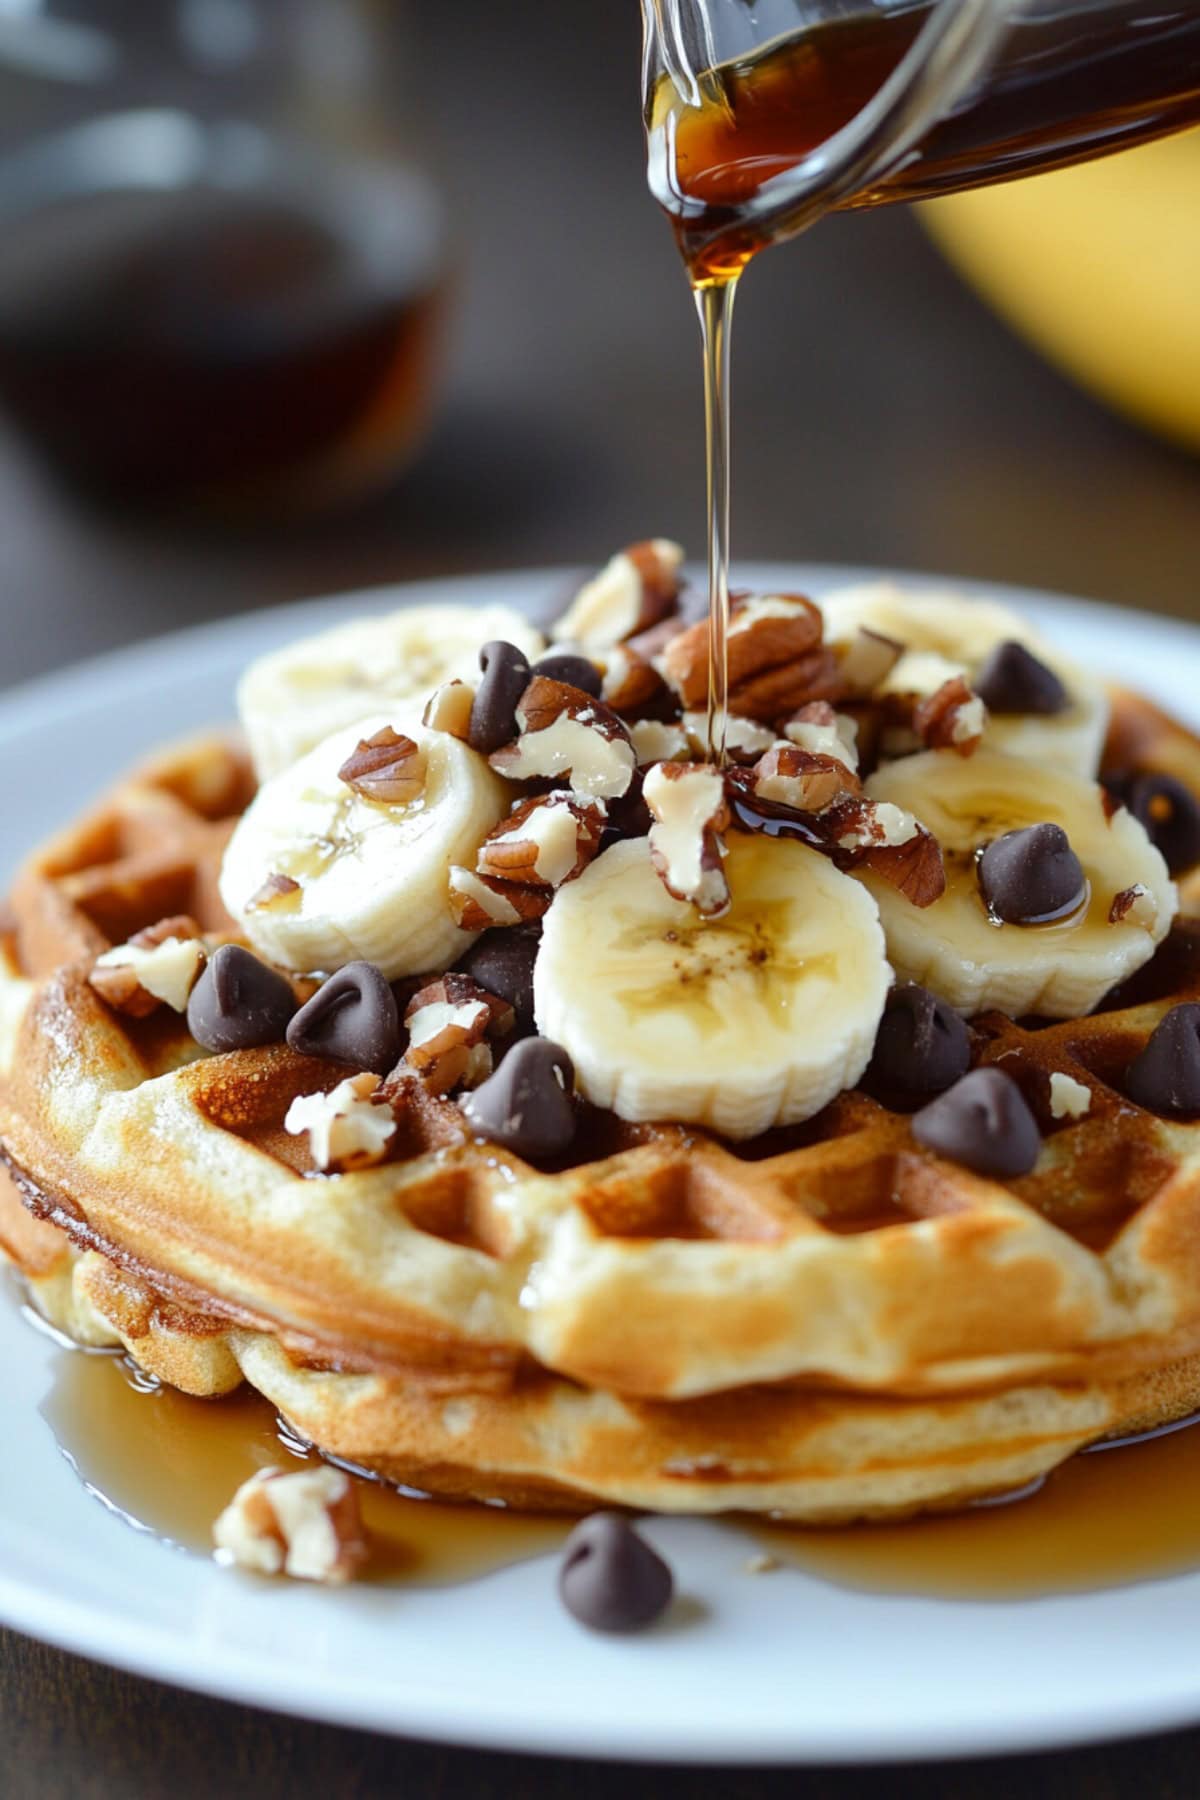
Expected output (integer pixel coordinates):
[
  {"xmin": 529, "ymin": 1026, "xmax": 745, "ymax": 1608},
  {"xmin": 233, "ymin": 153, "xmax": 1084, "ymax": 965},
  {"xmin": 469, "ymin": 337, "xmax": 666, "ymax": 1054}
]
[{"xmin": 2, "ymin": 698, "xmax": 1200, "ymax": 1523}]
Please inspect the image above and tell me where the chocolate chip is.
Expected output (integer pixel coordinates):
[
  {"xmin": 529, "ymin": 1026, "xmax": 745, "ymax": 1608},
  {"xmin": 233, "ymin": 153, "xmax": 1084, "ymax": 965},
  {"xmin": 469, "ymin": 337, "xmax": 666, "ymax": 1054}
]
[
  {"xmin": 454, "ymin": 927, "xmax": 540, "ymax": 1036},
  {"xmin": 912, "ymin": 1067, "xmax": 1041, "ymax": 1177},
  {"xmin": 186, "ymin": 945, "xmax": 295, "ymax": 1052},
  {"xmin": 1125, "ymin": 1003, "xmax": 1200, "ymax": 1118},
  {"xmin": 1123, "ymin": 774, "xmax": 1200, "ymax": 877},
  {"xmin": 977, "ymin": 823, "xmax": 1086, "ymax": 925},
  {"xmin": 469, "ymin": 641, "xmax": 533, "ymax": 754},
  {"xmin": 286, "ymin": 961, "xmax": 400, "ymax": 1074},
  {"xmin": 532, "ymin": 653, "xmax": 602, "ymax": 698},
  {"xmin": 862, "ymin": 983, "xmax": 971, "ymax": 1105},
  {"xmin": 558, "ymin": 1513, "xmax": 674, "ymax": 1633},
  {"xmin": 974, "ymin": 640, "xmax": 1068, "ymax": 715},
  {"xmin": 460, "ymin": 1037, "xmax": 576, "ymax": 1157}
]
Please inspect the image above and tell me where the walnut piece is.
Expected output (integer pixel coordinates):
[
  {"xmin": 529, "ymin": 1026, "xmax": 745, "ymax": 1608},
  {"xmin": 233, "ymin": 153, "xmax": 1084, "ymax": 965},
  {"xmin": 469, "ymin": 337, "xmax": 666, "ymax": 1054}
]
[
  {"xmin": 1110, "ymin": 883, "xmax": 1158, "ymax": 928},
  {"xmin": 643, "ymin": 761, "xmax": 730, "ymax": 917},
  {"xmin": 681, "ymin": 711, "xmax": 775, "ymax": 764},
  {"xmin": 284, "ymin": 1072, "xmax": 396, "ymax": 1171},
  {"xmin": 213, "ymin": 1466, "xmax": 368, "ymax": 1585},
  {"xmin": 247, "ymin": 873, "xmax": 301, "ymax": 911},
  {"xmin": 337, "ymin": 726, "xmax": 425, "ymax": 803},
  {"xmin": 782, "ymin": 701, "xmax": 859, "ymax": 773},
  {"xmin": 476, "ymin": 793, "xmax": 605, "ymax": 889},
  {"xmin": 551, "ymin": 539, "xmax": 684, "ymax": 650},
  {"xmin": 488, "ymin": 677, "xmax": 635, "ymax": 800},
  {"xmin": 90, "ymin": 932, "xmax": 206, "ymax": 1016},
  {"xmin": 630, "ymin": 718, "xmax": 691, "ymax": 767},
  {"xmin": 600, "ymin": 645, "xmax": 666, "ymax": 713},
  {"xmin": 423, "ymin": 680, "xmax": 475, "ymax": 741},
  {"xmin": 835, "ymin": 627, "xmax": 904, "ymax": 699},
  {"xmin": 834, "ymin": 802, "xmax": 946, "ymax": 907}
]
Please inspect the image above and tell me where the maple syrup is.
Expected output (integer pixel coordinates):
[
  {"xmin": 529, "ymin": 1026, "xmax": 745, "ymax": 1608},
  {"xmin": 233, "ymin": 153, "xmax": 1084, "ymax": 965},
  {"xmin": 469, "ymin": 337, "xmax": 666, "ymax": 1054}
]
[
  {"xmin": 41, "ymin": 1346, "xmax": 566, "ymax": 1586},
  {"xmin": 0, "ymin": 155, "xmax": 445, "ymax": 513},
  {"xmin": 40, "ymin": 1337, "xmax": 1200, "ymax": 1601}
]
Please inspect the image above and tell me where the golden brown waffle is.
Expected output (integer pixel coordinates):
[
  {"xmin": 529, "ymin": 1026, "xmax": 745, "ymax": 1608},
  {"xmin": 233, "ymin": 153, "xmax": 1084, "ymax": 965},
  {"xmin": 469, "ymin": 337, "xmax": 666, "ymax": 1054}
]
[{"xmin": 2, "ymin": 698, "xmax": 1200, "ymax": 1522}]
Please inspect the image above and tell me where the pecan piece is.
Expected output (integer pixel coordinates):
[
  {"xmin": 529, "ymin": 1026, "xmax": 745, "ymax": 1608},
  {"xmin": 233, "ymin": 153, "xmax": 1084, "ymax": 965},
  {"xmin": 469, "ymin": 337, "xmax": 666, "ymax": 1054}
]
[
  {"xmin": 283, "ymin": 1072, "xmax": 396, "ymax": 1171},
  {"xmin": 912, "ymin": 677, "xmax": 987, "ymax": 757},
  {"xmin": 247, "ymin": 873, "xmax": 301, "ymax": 911},
  {"xmin": 751, "ymin": 742, "xmax": 861, "ymax": 816},
  {"xmin": 551, "ymin": 539, "xmax": 684, "ymax": 651},
  {"xmin": 401, "ymin": 977, "xmax": 501, "ymax": 1094},
  {"xmin": 829, "ymin": 798, "xmax": 946, "ymax": 907},
  {"xmin": 488, "ymin": 678, "xmax": 636, "ymax": 800},
  {"xmin": 834, "ymin": 627, "xmax": 904, "ymax": 699},
  {"xmin": 660, "ymin": 594, "xmax": 833, "ymax": 722},
  {"xmin": 423, "ymin": 680, "xmax": 475, "ymax": 741},
  {"xmin": 601, "ymin": 645, "xmax": 667, "ymax": 714},
  {"xmin": 337, "ymin": 727, "xmax": 425, "ymax": 803},
  {"xmin": 643, "ymin": 761, "xmax": 730, "ymax": 917},
  {"xmin": 89, "ymin": 929, "xmax": 207, "ymax": 1016},
  {"xmin": 448, "ymin": 867, "xmax": 551, "ymax": 931},
  {"xmin": 213, "ymin": 1466, "xmax": 368, "ymax": 1585},
  {"xmin": 476, "ymin": 793, "xmax": 606, "ymax": 890}
]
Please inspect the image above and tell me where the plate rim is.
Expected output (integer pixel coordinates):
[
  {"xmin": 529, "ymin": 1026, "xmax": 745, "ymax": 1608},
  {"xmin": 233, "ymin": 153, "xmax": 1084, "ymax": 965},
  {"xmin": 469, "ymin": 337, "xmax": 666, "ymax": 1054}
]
[{"xmin": 3, "ymin": 561, "xmax": 1200, "ymax": 1767}]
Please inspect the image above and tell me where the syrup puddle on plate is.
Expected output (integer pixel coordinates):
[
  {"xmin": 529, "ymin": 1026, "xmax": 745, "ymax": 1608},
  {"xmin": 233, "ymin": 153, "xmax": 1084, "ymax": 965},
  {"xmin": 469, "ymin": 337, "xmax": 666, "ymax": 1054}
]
[{"xmin": 38, "ymin": 1336, "xmax": 1200, "ymax": 1599}]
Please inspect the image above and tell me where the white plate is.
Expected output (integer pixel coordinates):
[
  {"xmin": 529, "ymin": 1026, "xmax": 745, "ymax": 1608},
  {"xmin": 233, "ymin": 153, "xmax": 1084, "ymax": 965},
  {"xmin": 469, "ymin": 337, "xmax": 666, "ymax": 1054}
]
[{"xmin": 2, "ymin": 565, "xmax": 1200, "ymax": 1766}]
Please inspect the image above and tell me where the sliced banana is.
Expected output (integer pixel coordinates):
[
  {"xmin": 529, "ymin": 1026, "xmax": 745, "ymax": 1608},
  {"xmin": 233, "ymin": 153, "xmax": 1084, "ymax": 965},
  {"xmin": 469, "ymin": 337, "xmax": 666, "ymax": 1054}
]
[
  {"xmin": 819, "ymin": 582, "xmax": 1108, "ymax": 776},
  {"xmin": 861, "ymin": 749, "xmax": 1176, "ymax": 1019},
  {"xmin": 238, "ymin": 604, "xmax": 545, "ymax": 779},
  {"xmin": 219, "ymin": 715, "xmax": 509, "ymax": 979},
  {"xmin": 534, "ymin": 835, "xmax": 890, "ymax": 1138}
]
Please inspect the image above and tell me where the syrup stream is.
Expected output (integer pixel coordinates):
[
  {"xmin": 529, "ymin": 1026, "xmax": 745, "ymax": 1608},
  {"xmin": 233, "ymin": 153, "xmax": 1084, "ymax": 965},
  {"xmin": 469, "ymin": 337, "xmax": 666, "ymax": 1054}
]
[{"xmin": 695, "ymin": 277, "xmax": 737, "ymax": 766}]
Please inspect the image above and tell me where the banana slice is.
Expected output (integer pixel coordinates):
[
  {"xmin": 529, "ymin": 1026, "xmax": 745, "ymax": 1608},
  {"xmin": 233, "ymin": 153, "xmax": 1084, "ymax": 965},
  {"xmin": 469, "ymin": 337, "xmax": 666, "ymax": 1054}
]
[
  {"xmin": 534, "ymin": 835, "xmax": 890, "ymax": 1138},
  {"xmin": 861, "ymin": 748, "xmax": 1176, "ymax": 1019},
  {"xmin": 238, "ymin": 604, "xmax": 546, "ymax": 779},
  {"xmin": 820, "ymin": 582, "xmax": 1108, "ymax": 776},
  {"xmin": 219, "ymin": 715, "xmax": 509, "ymax": 978}
]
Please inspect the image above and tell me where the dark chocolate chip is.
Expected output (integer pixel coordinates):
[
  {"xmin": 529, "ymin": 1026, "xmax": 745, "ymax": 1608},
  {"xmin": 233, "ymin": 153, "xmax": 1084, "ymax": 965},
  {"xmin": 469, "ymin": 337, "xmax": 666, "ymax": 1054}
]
[
  {"xmin": 1124, "ymin": 774, "xmax": 1200, "ymax": 877},
  {"xmin": 974, "ymin": 640, "xmax": 1068, "ymax": 715},
  {"xmin": 454, "ymin": 926, "xmax": 540, "ymax": 1036},
  {"xmin": 558, "ymin": 1513, "xmax": 674, "ymax": 1633},
  {"xmin": 862, "ymin": 983, "xmax": 971, "ymax": 1105},
  {"xmin": 461, "ymin": 1037, "xmax": 576, "ymax": 1158},
  {"xmin": 912, "ymin": 1067, "xmax": 1041, "ymax": 1177},
  {"xmin": 186, "ymin": 945, "xmax": 296, "ymax": 1052},
  {"xmin": 532, "ymin": 653, "xmax": 603, "ymax": 698},
  {"xmin": 469, "ymin": 641, "xmax": 533, "ymax": 754},
  {"xmin": 286, "ymin": 961, "xmax": 400, "ymax": 1074},
  {"xmin": 1125, "ymin": 1003, "xmax": 1200, "ymax": 1118},
  {"xmin": 977, "ymin": 823, "xmax": 1086, "ymax": 925}
]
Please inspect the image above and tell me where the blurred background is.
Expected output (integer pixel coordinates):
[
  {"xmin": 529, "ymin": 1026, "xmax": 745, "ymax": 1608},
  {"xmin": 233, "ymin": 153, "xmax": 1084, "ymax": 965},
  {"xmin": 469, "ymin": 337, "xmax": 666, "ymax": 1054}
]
[{"xmin": 0, "ymin": 0, "xmax": 1197, "ymax": 696}]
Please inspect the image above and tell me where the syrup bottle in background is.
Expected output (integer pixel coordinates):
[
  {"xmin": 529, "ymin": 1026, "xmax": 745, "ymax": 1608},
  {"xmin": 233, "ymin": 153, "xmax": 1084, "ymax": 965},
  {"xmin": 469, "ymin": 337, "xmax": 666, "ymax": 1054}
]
[{"xmin": 0, "ymin": 1, "xmax": 447, "ymax": 515}]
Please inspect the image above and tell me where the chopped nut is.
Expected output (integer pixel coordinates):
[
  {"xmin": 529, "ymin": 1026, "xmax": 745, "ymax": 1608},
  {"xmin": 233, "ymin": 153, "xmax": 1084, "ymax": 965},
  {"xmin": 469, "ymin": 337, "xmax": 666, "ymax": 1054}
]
[
  {"xmin": 835, "ymin": 799, "xmax": 920, "ymax": 852},
  {"xmin": 423, "ymin": 679, "xmax": 475, "ymax": 741},
  {"xmin": 841, "ymin": 805, "xmax": 946, "ymax": 908},
  {"xmin": 447, "ymin": 866, "xmax": 551, "ymax": 931},
  {"xmin": 129, "ymin": 914, "xmax": 204, "ymax": 949},
  {"xmin": 337, "ymin": 726, "xmax": 425, "ymax": 804},
  {"xmin": 631, "ymin": 718, "xmax": 691, "ymax": 766},
  {"xmin": 835, "ymin": 627, "xmax": 904, "ymax": 698},
  {"xmin": 405, "ymin": 972, "xmax": 515, "ymax": 1041},
  {"xmin": 644, "ymin": 761, "xmax": 730, "ymax": 916},
  {"xmin": 1110, "ymin": 884, "xmax": 1158, "ymax": 928},
  {"xmin": 782, "ymin": 701, "xmax": 860, "ymax": 772},
  {"xmin": 90, "ymin": 934, "xmax": 206, "ymax": 1016},
  {"xmin": 551, "ymin": 539, "xmax": 684, "ymax": 650},
  {"xmin": 660, "ymin": 593, "xmax": 835, "ymax": 722},
  {"xmin": 476, "ymin": 793, "xmax": 605, "ymax": 889},
  {"xmin": 1049, "ymin": 1071, "xmax": 1092, "ymax": 1121},
  {"xmin": 600, "ymin": 645, "xmax": 666, "ymax": 713},
  {"xmin": 681, "ymin": 710, "xmax": 775, "ymax": 764},
  {"xmin": 488, "ymin": 677, "xmax": 636, "ymax": 800},
  {"xmin": 213, "ymin": 1465, "xmax": 368, "ymax": 1584},
  {"xmin": 913, "ymin": 678, "xmax": 987, "ymax": 757},
  {"xmin": 284, "ymin": 1072, "xmax": 396, "ymax": 1171},
  {"xmin": 400, "ymin": 974, "xmax": 513, "ymax": 1094},
  {"xmin": 247, "ymin": 873, "xmax": 301, "ymax": 911},
  {"xmin": 752, "ymin": 742, "xmax": 861, "ymax": 815}
]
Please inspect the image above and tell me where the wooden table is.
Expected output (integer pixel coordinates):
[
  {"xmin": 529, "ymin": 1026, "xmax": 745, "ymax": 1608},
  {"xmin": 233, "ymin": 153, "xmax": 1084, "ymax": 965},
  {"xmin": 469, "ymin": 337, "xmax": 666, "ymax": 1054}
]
[{"xmin": 2, "ymin": 2, "xmax": 1199, "ymax": 1791}]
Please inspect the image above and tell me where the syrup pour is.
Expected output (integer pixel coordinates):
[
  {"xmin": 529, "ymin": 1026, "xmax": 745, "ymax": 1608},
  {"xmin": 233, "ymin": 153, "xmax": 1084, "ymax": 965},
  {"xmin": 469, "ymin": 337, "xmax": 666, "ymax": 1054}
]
[{"xmin": 41, "ymin": 1342, "xmax": 1200, "ymax": 1601}]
